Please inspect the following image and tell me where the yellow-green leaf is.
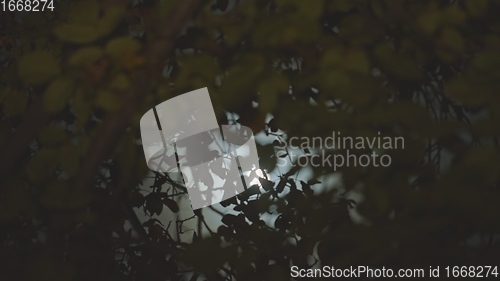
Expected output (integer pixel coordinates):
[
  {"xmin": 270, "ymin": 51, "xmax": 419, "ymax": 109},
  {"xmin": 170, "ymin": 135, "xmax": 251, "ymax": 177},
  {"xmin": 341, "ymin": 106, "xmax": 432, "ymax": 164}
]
[
  {"xmin": 68, "ymin": 0, "xmax": 100, "ymax": 24},
  {"xmin": 58, "ymin": 145, "xmax": 80, "ymax": 176},
  {"xmin": 43, "ymin": 78, "xmax": 74, "ymax": 113},
  {"xmin": 465, "ymin": 0, "xmax": 488, "ymax": 17},
  {"xmin": 53, "ymin": 24, "xmax": 100, "ymax": 44},
  {"xmin": 68, "ymin": 47, "xmax": 103, "ymax": 66},
  {"xmin": 105, "ymin": 37, "xmax": 141, "ymax": 59},
  {"xmin": 109, "ymin": 73, "xmax": 130, "ymax": 90},
  {"xmin": 18, "ymin": 52, "xmax": 60, "ymax": 85},
  {"xmin": 258, "ymin": 73, "xmax": 288, "ymax": 114},
  {"xmin": 96, "ymin": 90, "xmax": 122, "ymax": 111},
  {"xmin": 98, "ymin": 6, "xmax": 125, "ymax": 37}
]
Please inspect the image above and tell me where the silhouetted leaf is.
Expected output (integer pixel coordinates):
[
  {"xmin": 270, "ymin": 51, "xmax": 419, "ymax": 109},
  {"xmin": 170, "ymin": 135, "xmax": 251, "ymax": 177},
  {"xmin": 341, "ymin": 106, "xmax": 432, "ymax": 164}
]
[
  {"xmin": 145, "ymin": 193, "xmax": 163, "ymax": 216},
  {"xmin": 163, "ymin": 197, "xmax": 179, "ymax": 213},
  {"xmin": 276, "ymin": 178, "xmax": 287, "ymax": 193},
  {"xmin": 259, "ymin": 178, "xmax": 274, "ymax": 192}
]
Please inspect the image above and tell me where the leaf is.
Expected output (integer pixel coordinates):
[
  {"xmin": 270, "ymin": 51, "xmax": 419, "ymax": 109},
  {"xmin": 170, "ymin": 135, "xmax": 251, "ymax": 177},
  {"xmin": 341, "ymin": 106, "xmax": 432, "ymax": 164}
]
[
  {"xmin": 465, "ymin": 0, "xmax": 488, "ymax": 16},
  {"xmin": 300, "ymin": 180, "xmax": 314, "ymax": 196},
  {"xmin": 105, "ymin": 37, "xmax": 141, "ymax": 59},
  {"xmin": 43, "ymin": 78, "xmax": 74, "ymax": 113},
  {"xmin": 221, "ymin": 213, "xmax": 247, "ymax": 230},
  {"xmin": 108, "ymin": 73, "xmax": 130, "ymax": 90},
  {"xmin": 221, "ymin": 213, "xmax": 238, "ymax": 226},
  {"xmin": 53, "ymin": 24, "xmax": 101, "ymax": 44},
  {"xmin": 220, "ymin": 196, "xmax": 237, "ymax": 207},
  {"xmin": 58, "ymin": 145, "xmax": 80, "ymax": 176},
  {"xmin": 163, "ymin": 197, "xmax": 179, "ymax": 213},
  {"xmin": 259, "ymin": 177, "xmax": 274, "ymax": 192},
  {"xmin": 374, "ymin": 44, "xmax": 421, "ymax": 81},
  {"xmin": 307, "ymin": 179, "xmax": 321, "ymax": 185},
  {"xmin": 258, "ymin": 73, "xmax": 288, "ymax": 114},
  {"xmin": 96, "ymin": 90, "xmax": 122, "ymax": 112},
  {"xmin": 128, "ymin": 191, "xmax": 145, "ymax": 207},
  {"xmin": 98, "ymin": 6, "xmax": 125, "ymax": 37},
  {"xmin": 68, "ymin": 0, "xmax": 100, "ymax": 24},
  {"xmin": 18, "ymin": 51, "xmax": 60, "ymax": 85},
  {"xmin": 343, "ymin": 50, "xmax": 370, "ymax": 74},
  {"xmin": 68, "ymin": 47, "xmax": 103, "ymax": 66},
  {"xmin": 446, "ymin": 78, "xmax": 483, "ymax": 107},
  {"xmin": 53, "ymin": 2, "xmax": 123, "ymax": 44},
  {"xmin": 417, "ymin": 10, "xmax": 441, "ymax": 34},
  {"xmin": 276, "ymin": 178, "xmax": 287, "ymax": 193},
  {"xmin": 238, "ymin": 184, "xmax": 260, "ymax": 201},
  {"xmin": 145, "ymin": 193, "xmax": 163, "ymax": 216}
]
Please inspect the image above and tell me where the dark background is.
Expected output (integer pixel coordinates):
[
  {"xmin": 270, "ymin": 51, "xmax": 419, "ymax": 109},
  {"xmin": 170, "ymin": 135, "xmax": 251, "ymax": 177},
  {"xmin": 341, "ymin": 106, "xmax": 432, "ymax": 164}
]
[{"xmin": 1, "ymin": 0, "xmax": 500, "ymax": 280}]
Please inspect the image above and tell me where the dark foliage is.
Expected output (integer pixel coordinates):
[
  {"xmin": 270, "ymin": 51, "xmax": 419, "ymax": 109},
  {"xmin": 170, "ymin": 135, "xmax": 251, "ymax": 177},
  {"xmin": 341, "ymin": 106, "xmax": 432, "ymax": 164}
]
[{"xmin": 1, "ymin": 0, "xmax": 500, "ymax": 280}]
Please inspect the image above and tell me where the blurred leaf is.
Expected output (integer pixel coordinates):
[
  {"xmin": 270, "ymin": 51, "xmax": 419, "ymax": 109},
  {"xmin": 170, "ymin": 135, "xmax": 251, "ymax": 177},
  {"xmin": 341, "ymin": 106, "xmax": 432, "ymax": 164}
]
[
  {"xmin": 98, "ymin": 6, "xmax": 125, "ymax": 37},
  {"xmin": 447, "ymin": 78, "xmax": 485, "ymax": 107},
  {"xmin": 374, "ymin": 44, "xmax": 421, "ymax": 81},
  {"xmin": 54, "ymin": 2, "xmax": 123, "ymax": 44},
  {"xmin": 43, "ymin": 78, "xmax": 74, "ymax": 113},
  {"xmin": 18, "ymin": 51, "xmax": 60, "ymax": 85},
  {"xmin": 68, "ymin": 0, "xmax": 100, "ymax": 24},
  {"xmin": 58, "ymin": 145, "xmax": 80, "ymax": 176},
  {"xmin": 68, "ymin": 47, "xmax": 103, "ymax": 66},
  {"xmin": 465, "ymin": 0, "xmax": 488, "ymax": 17},
  {"xmin": 96, "ymin": 90, "xmax": 122, "ymax": 112},
  {"xmin": 54, "ymin": 24, "xmax": 101, "ymax": 44},
  {"xmin": 105, "ymin": 37, "xmax": 141, "ymax": 59},
  {"xmin": 109, "ymin": 73, "xmax": 130, "ymax": 90}
]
